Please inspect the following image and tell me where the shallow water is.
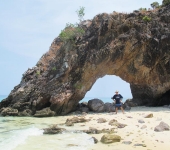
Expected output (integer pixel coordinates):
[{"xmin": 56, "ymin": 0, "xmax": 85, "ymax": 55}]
[
  {"xmin": 80, "ymin": 97, "xmax": 129, "ymax": 103},
  {"xmin": 0, "ymin": 116, "xmax": 94, "ymax": 150},
  {"xmin": 0, "ymin": 95, "xmax": 131, "ymax": 150}
]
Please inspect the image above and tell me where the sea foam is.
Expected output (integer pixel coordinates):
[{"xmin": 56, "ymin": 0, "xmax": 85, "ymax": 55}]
[{"xmin": 0, "ymin": 126, "xmax": 43, "ymax": 150}]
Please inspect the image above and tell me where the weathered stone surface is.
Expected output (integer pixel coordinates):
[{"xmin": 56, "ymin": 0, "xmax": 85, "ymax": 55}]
[
  {"xmin": 138, "ymin": 119, "xmax": 145, "ymax": 123},
  {"xmin": 101, "ymin": 134, "xmax": 121, "ymax": 143},
  {"xmin": 141, "ymin": 125, "xmax": 147, "ymax": 129},
  {"xmin": 1, "ymin": 5, "xmax": 170, "ymax": 116},
  {"xmin": 124, "ymin": 99, "xmax": 137, "ymax": 107},
  {"xmin": 108, "ymin": 119, "xmax": 127, "ymax": 128},
  {"xmin": 154, "ymin": 121, "xmax": 170, "ymax": 132},
  {"xmin": 97, "ymin": 118, "xmax": 107, "ymax": 123},
  {"xmin": 0, "ymin": 107, "xmax": 18, "ymax": 116},
  {"xmin": 76, "ymin": 103, "xmax": 89, "ymax": 113},
  {"xmin": 88, "ymin": 99, "xmax": 105, "ymax": 112},
  {"xmin": 18, "ymin": 109, "xmax": 32, "ymax": 116},
  {"xmin": 108, "ymin": 119, "xmax": 118, "ymax": 126},
  {"xmin": 34, "ymin": 107, "xmax": 55, "ymax": 117},
  {"xmin": 43, "ymin": 125, "xmax": 66, "ymax": 134},
  {"xmin": 122, "ymin": 141, "xmax": 132, "ymax": 145},
  {"xmin": 83, "ymin": 127, "xmax": 102, "ymax": 134},
  {"xmin": 104, "ymin": 103, "xmax": 115, "ymax": 112},
  {"xmin": 65, "ymin": 117, "xmax": 88, "ymax": 124},
  {"xmin": 65, "ymin": 121, "xmax": 74, "ymax": 126},
  {"xmin": 134, "ymin": 143, "xmax": 146, "ymax": 147},
  {"xmin": 91, "ymin": 137, "xmax": 98, "ymax": 144},
  {"xmin": 144, "ymin": 113, "xmax": 153, "ymax": 118},
  {"xmin": 102, "ymin": 128, "xmax": 115, "ymax": 134}
]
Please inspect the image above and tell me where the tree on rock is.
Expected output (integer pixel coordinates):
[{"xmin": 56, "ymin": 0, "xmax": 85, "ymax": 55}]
[
  {"xmin": 162, "ymin": 0, "xmax": 170, "ymax": 6},
  {"xmin": 151, "ymin": 2, "xmax": 159, "ymax": 9},
  {"xmin": 59, "ymin": 6, "xmax": 85, "ymax": 42}
]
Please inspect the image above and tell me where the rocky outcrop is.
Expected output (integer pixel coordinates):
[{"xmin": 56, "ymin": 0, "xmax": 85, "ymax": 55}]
[
  {"xmin": 43, "ymin": 125, "xmax": 66, "ymax": 134},
  {"xmin": 104, "ymin": 102, "xmax": 115, "ymax": 112},
  {"xmin": 154, "ymin": 121, "xmax": 170, "ymax": 132},
  {"xmin": 101, "ymin": 134, "xmax": 121, "ymax": 143},
  {"xmin": 33, "ymin": 107, "xmax": 55, "ymax": 117},
  {"xmin": 88, "ymin": 99, "xmax": 105, "ymax": 112},
  {"xmin": 1, "ymin": 5, "xmax": 170, "ymax": 116},
  {"xmin": 0, "ymin": 107, "xmax": 18, "ymax": 116}
]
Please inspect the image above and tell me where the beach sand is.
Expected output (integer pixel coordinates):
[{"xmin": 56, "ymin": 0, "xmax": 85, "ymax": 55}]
[
  {"xmin": 86, "ymin": 106, "xmax": 170, "ymax": 150},
  {"xmin": 13, "ymin": 106, "xmax": 170, "ymax": 150}
]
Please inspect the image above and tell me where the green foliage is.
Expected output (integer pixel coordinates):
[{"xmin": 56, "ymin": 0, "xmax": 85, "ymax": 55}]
[
  {"xmin": 151, "ymin": 2, "xmax": 159, "ymax": 9},
  {"xmin": 76, "ymin": 6, "xmax": 85, "ymax": 22},
  {"xmin": 142, "ymin": 16, "xmax": 151, "ymax": 22},
  {"xmin": 36, "ymin": 71, "xmax": 40, "ymax": 75},
  {"xmin": 59, "ymin": 23, "xmax": 85, "ymax": 41},
  {"xmin": 59, "ymin": 7, "xmax": 85, "ymax": 42},
  {"xmin": 59, "ymin": 24, "xmax": 75, "ymax": 41},
  {"xmin": 162, "ymin": 0, "xmax": 170, "ymax": 6},
  {"xmin": 139, "ymin": 8, "xmax": 147, "ymax": 11},
  {"xmin": 74, "ymin": 83, "xmax": 82, "ymax": 89},
  {"xmin": 52, "ymin": 67, "xmax": 57, "ymax": 71}
]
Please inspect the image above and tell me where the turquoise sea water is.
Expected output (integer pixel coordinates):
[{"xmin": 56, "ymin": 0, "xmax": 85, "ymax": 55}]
[
  {"xmin": 0, "ymin": 95, "xmax": 131, "ymax": 149},
  {"xmin": 0, "ymin": 116, "xmax": 94, "ymax": 150},
  {"xmin": 0, "ymin": 96, "xmax": 130, "ymax": 103},
  {"xmin": 80, "ymin": 97, "xmax": 130, "ymax": 103}
]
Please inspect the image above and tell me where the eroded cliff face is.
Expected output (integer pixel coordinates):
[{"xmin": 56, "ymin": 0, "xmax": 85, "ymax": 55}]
[{"xmin": 1, "ymin": 5, "xmax": 170, "ymax": 116}]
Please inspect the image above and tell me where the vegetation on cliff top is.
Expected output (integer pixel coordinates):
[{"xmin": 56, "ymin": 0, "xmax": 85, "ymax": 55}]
[
  {"xmin": 59, "ymin": 6, "xmax": 85, "ymax": 42},
  {"xmin": 139, "ymin": 1, "xmax": 170, "ymax": 11},
  {"xmin": 151, "ymin": 2, "xmax": 160, "ymax": 9},
  {"xmin": 162, "ymin": 0, "xmax": 170, "ymax": 6}
]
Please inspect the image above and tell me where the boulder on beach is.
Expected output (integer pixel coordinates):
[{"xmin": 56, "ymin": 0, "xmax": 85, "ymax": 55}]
[
  {"xmin": 83, "ymin": 127, "xmax": 102, "ymax": 134},
  {"xmin": 0, "ymin": 107, "xmax": 18, "ymax": 116},
  {"xmin": 97, "ymin": 118, "xmax": 107, "ymax": 123},
  {"xmin": 124, "ymin": 99, "xmax": 137, "ymax": 107},
  {"xmin": 154, "ymin": 121, "xmax": 170, "ymax": 132},
  {"xmin": 34, "ymin": 107, "xmax": 55, "ymax": 117},
  {"xmin": 65, "ymin": 117, "xmax": 88, "ymax": 125},
  {"xmin": 101, "ymin": 134, "xmax": 121, "ymax": 144},
  {"xmin": 43, "ymin": 125, "xmax": 66, "ymax": 134},
  {"xmin": 104, "ymin": 102, "xmax": 115, "ymax": 112},
  {"xmin": 88, "ymin": 99, "xmax": 105, "ymax": 112},
  {"xmin": 144, "ymin": 113, "xmax": 153, "ymax": 118},
  {"xmin": 91, "ymin": 137, "xmax": 98, "ymax": 144}
]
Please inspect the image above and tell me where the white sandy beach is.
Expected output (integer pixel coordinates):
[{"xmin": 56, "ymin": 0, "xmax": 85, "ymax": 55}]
[
  {"xmin": 9, "ymin": 106, "xmax": 170, "ymax": 150},
  {"xmin": 87, "ymin": 106, "xmax": 170, "ymax": 150}
]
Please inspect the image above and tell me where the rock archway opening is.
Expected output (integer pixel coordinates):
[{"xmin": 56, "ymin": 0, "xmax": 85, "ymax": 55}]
[
  {"xmin": 81, "ymin": 75, "xmax": 132, "ymax": 103},
  {"xmin": 2, "ymin": 6, "xmax": 170, "ymax": 116}
]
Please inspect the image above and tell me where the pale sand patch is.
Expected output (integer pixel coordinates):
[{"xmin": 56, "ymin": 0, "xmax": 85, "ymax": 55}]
[
  {"xmin": 14, "ymin": 106, "xmax": 170, "ymax": 150},
  {"xmin": 84, "ymin": 106, "xmax": 170, "ymax": 150}
]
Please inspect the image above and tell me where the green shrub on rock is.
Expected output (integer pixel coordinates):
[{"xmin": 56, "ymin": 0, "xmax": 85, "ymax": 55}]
[
  {"xmin": 151, "ymin": 2, "xmax": 160, "ymax": 9},
  {"xmin": 59, "ymin": 7, "xmax": 85, "ymax": 42},
  {"xmin": 162, "ymin": 0, "xmax": 170, "ymax": 6},
  {"xmin": 139, "ymin": 8, "xmax": 147, "ymax": 11},
  {"xmin": 142, "ymin": 16, "xmax": 151, "ymax": 22}
]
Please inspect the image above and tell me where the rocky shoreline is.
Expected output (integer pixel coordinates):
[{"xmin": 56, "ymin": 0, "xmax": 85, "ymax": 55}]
[
  {"xmin": 1, "ymin": 4, "xmax": 170, "ymax": 116},
  {"xmin": 0, "ymin": 98, "xmax": 134, "ymax": 117},
  {"xmin": 40, "ymin": 106, "xmax": 170, "ymax": 150}
]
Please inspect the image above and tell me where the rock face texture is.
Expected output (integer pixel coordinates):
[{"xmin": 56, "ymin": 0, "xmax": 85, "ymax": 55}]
[{"xmin": 1, "ymin": 5, "xmax": 170, "ymax": 116}]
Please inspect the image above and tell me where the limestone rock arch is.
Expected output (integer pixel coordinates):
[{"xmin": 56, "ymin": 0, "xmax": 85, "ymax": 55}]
[{"xmin": 1, "ymin": 5, "xmax": 170, "ymax": 115}]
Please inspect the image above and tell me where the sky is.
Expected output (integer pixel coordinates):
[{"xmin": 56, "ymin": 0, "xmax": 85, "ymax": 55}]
[{"xmin": 0, "ymin": 0, "xmax": 162, "ymax": 98}]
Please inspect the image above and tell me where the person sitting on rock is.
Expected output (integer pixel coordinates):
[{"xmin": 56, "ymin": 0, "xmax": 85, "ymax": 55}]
[{"xmin": 111, "ymin": 90, "xmax": 125, "ymax": 114}]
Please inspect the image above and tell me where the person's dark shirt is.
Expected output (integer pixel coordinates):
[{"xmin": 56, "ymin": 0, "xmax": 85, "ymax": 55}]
[{"xmin": 112, "ymin": 94, "xmax": 123, "ymax": 104}]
